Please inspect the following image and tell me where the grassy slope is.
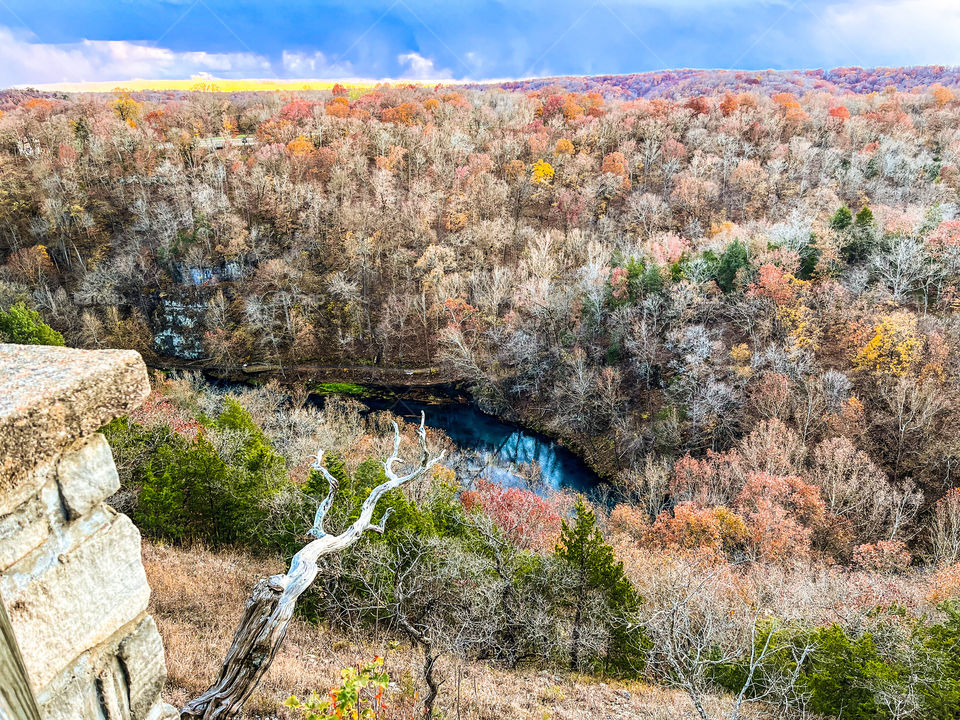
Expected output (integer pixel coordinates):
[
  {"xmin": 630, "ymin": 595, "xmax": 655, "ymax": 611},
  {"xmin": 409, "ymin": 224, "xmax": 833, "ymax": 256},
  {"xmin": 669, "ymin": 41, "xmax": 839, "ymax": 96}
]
[{"xmin": 144, "ymin": 541, "xmax": 760, "ymax": 719}]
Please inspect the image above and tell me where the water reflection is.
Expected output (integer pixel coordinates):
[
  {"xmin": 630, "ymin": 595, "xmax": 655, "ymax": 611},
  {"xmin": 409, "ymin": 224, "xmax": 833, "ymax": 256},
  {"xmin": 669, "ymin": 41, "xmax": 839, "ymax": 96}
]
[{"xmin": 356, "ymin": 396, "xmax": 599, "ymax": 495}]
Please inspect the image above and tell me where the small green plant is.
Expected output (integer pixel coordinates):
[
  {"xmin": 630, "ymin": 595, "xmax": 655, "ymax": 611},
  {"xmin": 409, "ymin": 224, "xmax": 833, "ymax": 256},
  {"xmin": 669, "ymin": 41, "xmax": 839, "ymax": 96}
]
[
  {"xmin": 540, "ymin": 684, "xmax": 566, "ymax": 703},
  {"xmin": 285, "ymin": 657, "xmax": 389, "ymax": 720},
  {"xmin": 312, "ymin": 382, "xmax": 370, "ymax": 397}
]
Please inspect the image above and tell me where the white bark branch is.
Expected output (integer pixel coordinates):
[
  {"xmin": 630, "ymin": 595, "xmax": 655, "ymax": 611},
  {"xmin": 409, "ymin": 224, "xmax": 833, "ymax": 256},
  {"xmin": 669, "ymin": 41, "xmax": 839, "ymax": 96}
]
[{"xmin": 182, "ymin": 413, "xmax": 444, "ymax": 720}]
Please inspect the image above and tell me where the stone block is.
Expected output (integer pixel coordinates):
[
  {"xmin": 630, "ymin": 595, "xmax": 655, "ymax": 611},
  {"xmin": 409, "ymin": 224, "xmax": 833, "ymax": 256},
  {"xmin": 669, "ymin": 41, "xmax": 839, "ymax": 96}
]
[
  {"xmin": 147, "ymin": 702, "xmax": 182, "ymax": 720},
  {"xmin": 0, "ymin": 489, "xmax": 50, "ymax": 572},
  {"xmin": 0, "ymin": 344, "xmax": 149, "ymax": 508},
  {"xmin": 2, "ymin": 514, "xmax": 151, "ymax": 690},
  {"xmin": 56, "ymin": 434, "xmax": 121, "ymax": 520},
  {"xmin": 119, "ymin": 616, "xmax": 168, "ymax": 720}
]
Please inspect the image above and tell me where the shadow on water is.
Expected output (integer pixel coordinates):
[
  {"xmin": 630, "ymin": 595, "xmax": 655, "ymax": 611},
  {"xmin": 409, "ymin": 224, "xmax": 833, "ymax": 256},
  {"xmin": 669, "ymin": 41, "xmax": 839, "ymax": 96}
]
[{"xmin": 340, "ymin": 395, "xmax": 601, "ymax": 496}]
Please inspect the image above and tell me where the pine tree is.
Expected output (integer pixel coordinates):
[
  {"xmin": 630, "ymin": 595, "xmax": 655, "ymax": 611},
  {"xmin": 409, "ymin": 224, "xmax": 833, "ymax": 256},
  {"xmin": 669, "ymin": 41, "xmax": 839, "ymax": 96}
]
[
  {"xmin": 0, "ymin": 301, "xmax": 64, "ymax": 346},
  {"xmin": 555, "ymin": 499, "xmax": 645, "ymax": 673},
  {"xmin": 715, "ymin": 240, "xmax": 749, "ymax": 292},
  {"xmin": 830, "ymin": 205, "xmax": 853, "ymax": 231}
]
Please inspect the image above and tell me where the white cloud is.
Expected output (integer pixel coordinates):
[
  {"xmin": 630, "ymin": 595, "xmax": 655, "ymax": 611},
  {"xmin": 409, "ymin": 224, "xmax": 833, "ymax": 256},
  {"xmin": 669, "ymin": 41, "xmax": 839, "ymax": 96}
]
[
  {"xmin": 819, "ymin": 0, "xmax": 960, "ymax": 65},
  {"xmin": 280, "ymin": 50, "xmax": 354, "ymax": 78},
  {"xmin": 396, "ymin": 52, "xmax": 452, "ymax": 80},
  {"xmin": 0, "ymin": 26, "xmax": 271, "ymax": 86}
]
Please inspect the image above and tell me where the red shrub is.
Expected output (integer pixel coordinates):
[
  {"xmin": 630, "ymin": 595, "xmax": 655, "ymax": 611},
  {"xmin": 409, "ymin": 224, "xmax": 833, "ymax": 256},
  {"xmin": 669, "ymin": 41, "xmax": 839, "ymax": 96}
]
[
  {"xmin": 735, "ymin": 472, "xmax": 827, "ymax": 561},
  {"xmin": 460, "ymin": 479, "xmax": 570, "ymax": 552},
  {"xmin": 852, "ymin": 541, "xmax": 911, "ymax": 574},
  {"xmin": 130, "ymin": 389, "xmax": 203, "ymax": 440}
]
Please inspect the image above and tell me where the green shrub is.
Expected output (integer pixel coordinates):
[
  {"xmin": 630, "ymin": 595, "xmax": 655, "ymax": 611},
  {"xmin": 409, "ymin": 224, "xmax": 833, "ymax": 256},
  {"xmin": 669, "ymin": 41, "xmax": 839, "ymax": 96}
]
[
  {"xmin": 713, "ymin": 606, "xmax": 960, "ymax": 720},
  {"xmin": 112, "ymin": 398, "xmax": 289, "ymax": 548},
  {"xmin": 285, "ymin": 657, "xmax": 389, "ymax": 720},
  {"xmin": 311, "ymin": 382, "xmax": 369, "ymax": 396},
  {"xmin": 0, "ymin": 301, "xmax": 64, "ymax": 346}
]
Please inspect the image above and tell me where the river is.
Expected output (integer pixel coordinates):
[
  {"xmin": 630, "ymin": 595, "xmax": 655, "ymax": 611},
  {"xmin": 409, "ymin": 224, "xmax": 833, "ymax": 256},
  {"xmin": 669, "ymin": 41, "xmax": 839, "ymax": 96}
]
[{"xmin": 320, "ymin": 394, "xmax": 601, "ymax": 495}]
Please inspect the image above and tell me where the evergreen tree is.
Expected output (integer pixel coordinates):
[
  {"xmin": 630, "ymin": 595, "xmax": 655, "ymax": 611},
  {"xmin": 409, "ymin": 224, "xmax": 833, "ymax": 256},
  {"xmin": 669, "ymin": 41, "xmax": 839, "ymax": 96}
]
[
  {"xmin": 715, "ymin": 240, "xmax": 749, "ymax": 292},
  {"xmin": 0, "ymin": 301, "xmax": 64, "ymax": 346},
  {"xmin": 555, "ymin": 499, "xmax": 645, "ymax": 673},
  {"xmin": 830, "ymin": 205, "xmax": 853, "ymax": 231},
  {"xmin": 842, "ymin": 206, "xmax": 877, "ymax": 263}
]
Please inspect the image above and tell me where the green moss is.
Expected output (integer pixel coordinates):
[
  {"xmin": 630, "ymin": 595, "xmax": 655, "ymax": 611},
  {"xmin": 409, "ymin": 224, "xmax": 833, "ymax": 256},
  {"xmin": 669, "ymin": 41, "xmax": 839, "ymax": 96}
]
[{"xmin": 310, "ymin": 382, "xmax": 370, "ymax": 396}]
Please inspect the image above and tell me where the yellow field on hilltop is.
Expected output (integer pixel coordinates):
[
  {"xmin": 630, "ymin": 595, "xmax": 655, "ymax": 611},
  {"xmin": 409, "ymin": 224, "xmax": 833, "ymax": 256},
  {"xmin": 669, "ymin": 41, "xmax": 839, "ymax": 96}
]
[{"xmin": 27, "ymin": 77, "xmax": 396, "ymax": 93}]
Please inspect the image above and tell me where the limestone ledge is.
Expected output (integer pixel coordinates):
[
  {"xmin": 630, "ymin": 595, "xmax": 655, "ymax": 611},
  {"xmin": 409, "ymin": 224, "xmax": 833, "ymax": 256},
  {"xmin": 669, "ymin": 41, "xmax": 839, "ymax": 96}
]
[
  {"xmin": 0, "ymin": 345, "xmax": 174, "ymax": 720},
  {"xmin": 0, "ymin": 343, "xmax": 150, "ymax": 510},
  {"xmin": 37, "ymin": 614, "xmax": 177, "ymax": 720}
]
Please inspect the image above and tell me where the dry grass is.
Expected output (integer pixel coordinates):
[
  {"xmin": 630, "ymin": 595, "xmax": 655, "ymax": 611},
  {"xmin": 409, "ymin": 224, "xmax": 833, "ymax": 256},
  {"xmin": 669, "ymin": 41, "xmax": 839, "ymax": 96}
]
[{"xmin": 144, "ymin": 541, "xmax": 755, "ymax": 719}]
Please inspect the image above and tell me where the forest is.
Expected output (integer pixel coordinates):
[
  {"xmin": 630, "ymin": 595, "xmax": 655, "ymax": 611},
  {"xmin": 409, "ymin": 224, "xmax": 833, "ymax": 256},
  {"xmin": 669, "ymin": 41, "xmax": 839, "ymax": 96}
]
[{"xmin": 5, "ymin": 71, "xmax": 960, "ymax": 717}]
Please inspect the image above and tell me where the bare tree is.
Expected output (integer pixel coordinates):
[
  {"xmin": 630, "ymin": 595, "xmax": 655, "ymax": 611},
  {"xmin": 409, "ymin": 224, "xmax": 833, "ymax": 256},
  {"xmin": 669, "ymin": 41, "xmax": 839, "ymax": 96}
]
[
  {"xmin": 181, "ymin": 415, "xmax": 444, "ymax": 720},
  {"xmin": 641, "ymin": 561, "xmax": 815, "ymax": 720}
]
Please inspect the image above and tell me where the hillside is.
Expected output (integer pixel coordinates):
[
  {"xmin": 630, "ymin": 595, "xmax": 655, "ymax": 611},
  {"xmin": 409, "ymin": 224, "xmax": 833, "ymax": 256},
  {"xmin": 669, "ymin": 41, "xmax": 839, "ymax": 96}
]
[
  {"xmin": 467, "ymin": 65, "xmax": 960, "ymax": 99},
  {"xmin": 5, "ymin": 73, "xmax": 960, "ymax": 718}
]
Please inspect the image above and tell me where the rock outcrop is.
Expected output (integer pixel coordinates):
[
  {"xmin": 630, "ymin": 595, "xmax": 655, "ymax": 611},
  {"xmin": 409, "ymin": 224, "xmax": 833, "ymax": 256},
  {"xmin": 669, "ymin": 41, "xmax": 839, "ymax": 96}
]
[{"xmin": 0, "ymin": 344, "xmax": 177, "ymax": 720}]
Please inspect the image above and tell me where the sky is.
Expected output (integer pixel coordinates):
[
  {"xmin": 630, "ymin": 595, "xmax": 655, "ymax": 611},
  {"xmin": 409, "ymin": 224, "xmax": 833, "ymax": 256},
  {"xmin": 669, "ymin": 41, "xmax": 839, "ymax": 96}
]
[{"xmin": 0, "ymin": 0, "xmax": 958, "ymax": 86}]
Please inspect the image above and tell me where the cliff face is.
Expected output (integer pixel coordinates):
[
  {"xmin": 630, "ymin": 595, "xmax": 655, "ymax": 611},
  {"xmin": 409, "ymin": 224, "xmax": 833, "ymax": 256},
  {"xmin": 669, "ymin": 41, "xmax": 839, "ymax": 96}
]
[{"xmin": 0, "ymin": 344, "xmax": 177, "ymax": 720}]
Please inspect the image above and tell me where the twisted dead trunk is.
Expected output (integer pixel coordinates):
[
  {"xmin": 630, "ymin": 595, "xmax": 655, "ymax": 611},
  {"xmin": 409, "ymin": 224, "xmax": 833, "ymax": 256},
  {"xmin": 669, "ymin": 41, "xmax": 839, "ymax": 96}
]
[
  {"xmin": 180, "ymin": 579, "xmax": 290, "ymax": 718},
  {"xmin": 181, "ymin": 416, "xmax": 443, "ymax": 720}
]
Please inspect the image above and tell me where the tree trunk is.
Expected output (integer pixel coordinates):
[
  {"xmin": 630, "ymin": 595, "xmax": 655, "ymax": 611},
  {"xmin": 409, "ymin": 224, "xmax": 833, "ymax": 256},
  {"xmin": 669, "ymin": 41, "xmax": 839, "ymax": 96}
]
[
  {"xmin": 421, "ymin": 647, "xmax": 440, "ymax": 718},
  {"xmin": 570, "ymin": 594, "xmax": 584, "ymax": 671},
  {"xmin": 181, "ymin": 417, "xmax": 443, "ymax": 720},
  {"xmin": 181, "ymin": 574, "xmax": 303, "ymax": 719}
]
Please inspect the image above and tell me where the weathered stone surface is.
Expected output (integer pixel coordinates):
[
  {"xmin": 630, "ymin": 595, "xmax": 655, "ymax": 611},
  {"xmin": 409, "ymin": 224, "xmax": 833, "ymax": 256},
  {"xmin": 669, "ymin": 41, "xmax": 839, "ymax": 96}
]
[
  {"xmin": 35, "ymin": 617, "xmax": 181, "ymax": 720},
  {"xmin": 0, "ymin": 344, "xmax": 149, "ymax": 506},
  {"xmin": 56, "ymin": 434, "xmax": 121, "ymax": 520},
  {"xmin": 36, "ymin": 669, "xmax": 93, "ymax": 720},
  {"xmin": 119, "ymin": 616, "xmax": 168, "ymax": 720},
  {"xmin": 1, "ymin": 513, "xmax": 151, "ymax": 690},
  {"xmin": 0, "ymin": 487, "xmax": 49, "ymax": 572},
  {"xmin": 1, "ymin": 345, "xmax": 174, "ymax": 720},
  {"xmin": 148, "ymin": 702, "xmax": 182, "ymax": 720}
]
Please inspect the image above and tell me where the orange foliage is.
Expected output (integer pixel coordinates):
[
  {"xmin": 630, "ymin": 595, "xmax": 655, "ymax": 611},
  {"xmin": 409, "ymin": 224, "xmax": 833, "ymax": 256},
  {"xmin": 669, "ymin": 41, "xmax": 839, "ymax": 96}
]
[
  {"xmin": 601, "ymin": 151, "xmax": 630, "ymax": 189},
  {"xmin": 719, "ymin": 92, "xmax": 740, "ymax": 116},
  {"xmin": 325, "ymin": 97, "xmax": 350, "ymax": 118},
  {"xmin": 852, "ymin": 541, "xmax": 911, "ymax": 574},
  {"xmin": 772, "ymin": 92, "xmax": 800, "ymax": 110},
  {"xmin": 735, "ymin": 472, "xmax": 828, "ymax": 561},
  {"xmin": 381, "ymin": 102, "xmax": 421, "ymax": 125},
  {"xmin": 828, "ymin": 105, "xmax": 851, "ymax": 122},
  {"xmin": 748, "ymin": 263, "xmax": 797, "ymax": 304},
  {"xmin": 648, "ymin": 502, "xmax": 748, "ymax": 559},
  {"xmin": 285, "ymin": 135, "xmax": 315, "ymax": 157},
  {"xmin": 554, "ymin": 138, "xmax": 575, "ymax": 156},
  {"xmin": 932, "ymin": 84, "xmax": 954, "ymax": 107}
]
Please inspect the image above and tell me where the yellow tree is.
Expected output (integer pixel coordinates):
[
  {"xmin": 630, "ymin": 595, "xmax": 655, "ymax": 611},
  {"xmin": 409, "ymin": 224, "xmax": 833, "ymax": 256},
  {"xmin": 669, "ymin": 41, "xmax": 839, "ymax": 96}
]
[
  {"xmin": 854, "ymin": 312, "xmax": 922, "ymax": 377},
  {"xmin": 530, "ymin": 159, "xmax": 555, "ymax": 185}
]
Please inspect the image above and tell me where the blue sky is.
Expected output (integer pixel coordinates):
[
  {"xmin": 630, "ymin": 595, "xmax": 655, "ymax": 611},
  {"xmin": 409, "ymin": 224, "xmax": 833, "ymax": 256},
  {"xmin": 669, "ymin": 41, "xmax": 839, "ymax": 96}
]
[{"xmin": 0, "ymin": 0, "xmax": 957, "ymax": 86}]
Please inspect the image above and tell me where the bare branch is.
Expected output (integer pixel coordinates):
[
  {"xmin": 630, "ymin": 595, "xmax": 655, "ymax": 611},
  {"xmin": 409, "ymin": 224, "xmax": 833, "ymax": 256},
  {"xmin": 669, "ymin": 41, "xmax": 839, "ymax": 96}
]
[
  {"xmin": 182, "ymin": 415, "xmax": 444, "ymax": 720},
  {"xmin": 367, "ymin": 506, "xmax": 396, "ymax": 534},
  {"xmin": 307, "ymin": 450, "xmax": 339, "ymax": 538}
]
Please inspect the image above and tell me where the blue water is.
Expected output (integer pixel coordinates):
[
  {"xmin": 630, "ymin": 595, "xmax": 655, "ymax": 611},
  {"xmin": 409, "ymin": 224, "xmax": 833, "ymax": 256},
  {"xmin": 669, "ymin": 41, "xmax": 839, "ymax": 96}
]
[{"xmin": 354, "ymin": 396, "xmax": 600, "ymax": 495}]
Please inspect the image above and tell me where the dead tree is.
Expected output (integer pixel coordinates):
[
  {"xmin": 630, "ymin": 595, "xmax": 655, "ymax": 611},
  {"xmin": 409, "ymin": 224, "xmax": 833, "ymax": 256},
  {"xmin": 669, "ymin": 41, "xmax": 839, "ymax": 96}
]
[{"xmin": 181, "ymin": 415, "xmax": 444, "ymax": 720}]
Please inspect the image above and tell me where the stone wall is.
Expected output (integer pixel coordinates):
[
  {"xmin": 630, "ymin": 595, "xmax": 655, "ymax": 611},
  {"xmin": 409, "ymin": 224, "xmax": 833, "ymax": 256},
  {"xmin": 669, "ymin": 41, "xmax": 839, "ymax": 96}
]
[{"xmin": 0, "ymin": 344, "xmax": 177, "ymax": 720}]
